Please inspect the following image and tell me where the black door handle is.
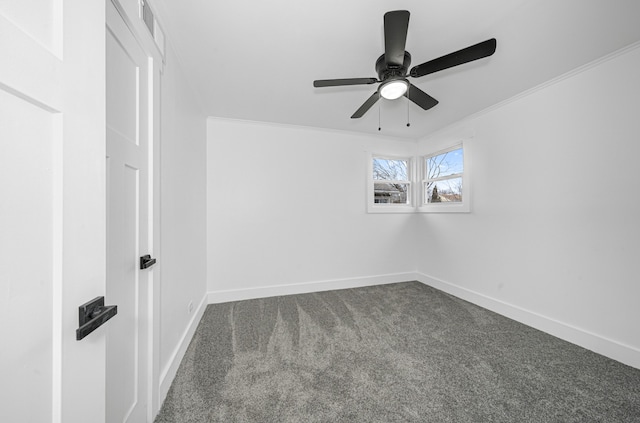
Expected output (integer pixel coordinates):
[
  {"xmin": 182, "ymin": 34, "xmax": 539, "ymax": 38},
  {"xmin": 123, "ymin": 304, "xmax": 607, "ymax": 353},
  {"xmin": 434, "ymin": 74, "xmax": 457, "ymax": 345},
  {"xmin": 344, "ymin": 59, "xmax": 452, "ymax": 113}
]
[
  {"xmin": 140, "ymin": 254, "xmax": 156, "ymax": 269},
  {"xmin": 76, "ymin": 296, "xmax": 117, "ymax": 340}
]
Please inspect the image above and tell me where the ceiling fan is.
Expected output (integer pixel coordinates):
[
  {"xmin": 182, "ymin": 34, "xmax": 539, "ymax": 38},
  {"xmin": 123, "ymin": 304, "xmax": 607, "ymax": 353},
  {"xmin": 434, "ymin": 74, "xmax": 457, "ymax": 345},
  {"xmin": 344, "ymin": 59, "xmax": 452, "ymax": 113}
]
[{"xmin": 313, "ymin": 10, "xmax": 497, "ymax": 119}]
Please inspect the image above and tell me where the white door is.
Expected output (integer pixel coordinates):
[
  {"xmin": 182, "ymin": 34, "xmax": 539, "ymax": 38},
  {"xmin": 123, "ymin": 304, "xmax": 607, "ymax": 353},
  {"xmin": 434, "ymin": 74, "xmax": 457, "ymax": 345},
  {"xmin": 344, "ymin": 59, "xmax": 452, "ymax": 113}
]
[
  {"xmin": 105, "ymin": 2, "xmax": 152, "ymax": 422},
  {"xmin": 0, "ymin": 1, "xmax": 106, "ymax": 423}
]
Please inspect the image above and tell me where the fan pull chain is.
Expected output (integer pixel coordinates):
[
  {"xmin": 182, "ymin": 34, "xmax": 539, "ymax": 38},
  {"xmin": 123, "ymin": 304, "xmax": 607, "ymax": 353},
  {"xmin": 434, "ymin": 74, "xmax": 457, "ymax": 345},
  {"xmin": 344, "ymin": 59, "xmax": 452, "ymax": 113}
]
[
  {"xmin": 378, "ymin": 104, "xmax": 381, "ymax": 131},
  {"xmin": 406, "ymin": 84, "xmax": 411, "ymax": 127}
]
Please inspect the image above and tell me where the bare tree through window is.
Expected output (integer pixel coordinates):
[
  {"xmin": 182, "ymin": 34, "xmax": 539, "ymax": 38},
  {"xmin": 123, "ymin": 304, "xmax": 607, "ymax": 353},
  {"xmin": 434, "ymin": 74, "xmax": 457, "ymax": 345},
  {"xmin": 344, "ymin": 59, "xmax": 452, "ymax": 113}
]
[
  {"xmin": 373, "ymin": 157, "xmax": 410, "ymax": 204},
  {"xmin": 425, "ymin": 147, "xmax": 463, "ymax": 203}
]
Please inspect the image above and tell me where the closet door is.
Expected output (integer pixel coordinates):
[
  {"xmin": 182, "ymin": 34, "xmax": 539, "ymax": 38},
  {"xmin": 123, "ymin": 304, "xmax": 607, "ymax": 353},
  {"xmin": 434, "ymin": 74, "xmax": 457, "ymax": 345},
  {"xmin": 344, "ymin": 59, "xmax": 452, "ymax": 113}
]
[{"xmin": 0, "ymin": 0, "xmax": 106, "ymax": 422}]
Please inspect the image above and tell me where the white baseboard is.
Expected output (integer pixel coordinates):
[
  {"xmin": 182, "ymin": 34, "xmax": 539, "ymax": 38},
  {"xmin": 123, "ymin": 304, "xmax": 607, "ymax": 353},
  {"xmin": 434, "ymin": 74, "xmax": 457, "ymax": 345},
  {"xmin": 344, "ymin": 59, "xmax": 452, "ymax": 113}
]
[
  {"xmin": 416, "ymin": 272, "xmax": 640, "ymax": 370},
  {"xmin": 207, "ymin": 272, "xmax": 420, "ymax": 304},
  {"xmin": 158, "ymin": 293, "xmax": 208, "ymax": 405}
]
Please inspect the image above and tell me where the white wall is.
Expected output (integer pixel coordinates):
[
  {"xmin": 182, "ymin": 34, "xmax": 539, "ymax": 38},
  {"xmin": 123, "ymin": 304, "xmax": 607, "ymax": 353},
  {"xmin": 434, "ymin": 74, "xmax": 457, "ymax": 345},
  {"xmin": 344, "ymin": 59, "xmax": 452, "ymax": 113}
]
[
  {"xmin": 158, "ymin": 44, "xmax": 208, "ymax": 398},
  {"xmin": 207, "ymin": 119, "xmax": 418, "ymax": 301},
  {"xmin": 416, "ymin": 43, "xmax": 640, "ymax": 368}
]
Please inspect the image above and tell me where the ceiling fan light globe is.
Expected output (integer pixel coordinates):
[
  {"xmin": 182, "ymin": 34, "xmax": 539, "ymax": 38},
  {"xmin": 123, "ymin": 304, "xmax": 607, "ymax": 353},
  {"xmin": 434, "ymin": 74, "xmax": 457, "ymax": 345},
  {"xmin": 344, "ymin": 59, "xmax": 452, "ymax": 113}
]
[{"xmin": 380, "ymin": 80, "xmax": 408, "ymax": 100}]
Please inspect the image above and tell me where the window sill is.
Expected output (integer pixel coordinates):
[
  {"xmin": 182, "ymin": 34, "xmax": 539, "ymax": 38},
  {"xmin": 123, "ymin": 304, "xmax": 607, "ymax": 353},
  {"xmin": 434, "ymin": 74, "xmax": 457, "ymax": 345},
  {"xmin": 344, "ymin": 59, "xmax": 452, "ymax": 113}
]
[
  {"xmin": 367, "ymin": 204, "xmax": 416, "ymax": 214},
  {"xmin": 417, "ymin": 202, "xmax": 470, "ymax": 213}
]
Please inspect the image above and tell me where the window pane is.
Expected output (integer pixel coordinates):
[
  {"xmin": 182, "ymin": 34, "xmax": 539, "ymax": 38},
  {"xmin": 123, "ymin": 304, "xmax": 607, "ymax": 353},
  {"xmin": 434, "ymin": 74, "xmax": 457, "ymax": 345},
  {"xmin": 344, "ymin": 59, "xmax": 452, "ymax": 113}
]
[
  {"xmin": 374, "ymin": 182, "xmax": 409, "ymax": 204},
  {"xmin": 426, "ymin": 148, "xmax": 463, "ymax": 179},
  {"xmin": 373, "ymin": 158, "xmax": 408, "ymax": 181},
  {"xmin": 425, "ymin": 177, "xmax": 462, "ymax": 203}
]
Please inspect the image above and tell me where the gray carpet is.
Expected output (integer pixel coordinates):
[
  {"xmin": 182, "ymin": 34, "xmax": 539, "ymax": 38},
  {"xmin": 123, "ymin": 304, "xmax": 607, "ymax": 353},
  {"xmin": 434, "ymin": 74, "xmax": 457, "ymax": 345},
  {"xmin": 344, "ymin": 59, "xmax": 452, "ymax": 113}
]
[{"xmin": 155, "ymin": 281, "xmax": 640, "ymax": 422}]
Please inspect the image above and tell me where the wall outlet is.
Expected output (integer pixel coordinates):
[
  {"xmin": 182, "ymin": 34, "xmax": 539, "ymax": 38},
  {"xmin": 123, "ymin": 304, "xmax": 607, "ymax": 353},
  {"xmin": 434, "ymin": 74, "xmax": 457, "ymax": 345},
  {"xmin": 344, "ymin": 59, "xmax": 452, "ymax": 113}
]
[{"xmin": 188, "ymin": 301, "xmax": 194, "ymax": 314}]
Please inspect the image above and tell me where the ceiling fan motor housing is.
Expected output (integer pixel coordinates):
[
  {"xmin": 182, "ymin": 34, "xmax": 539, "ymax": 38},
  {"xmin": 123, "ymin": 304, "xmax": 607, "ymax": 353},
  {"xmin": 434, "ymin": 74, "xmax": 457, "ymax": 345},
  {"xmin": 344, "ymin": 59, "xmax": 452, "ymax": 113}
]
[{"xmin": 376, "ymin": 51, "xmax": 412, "ymax": 81}]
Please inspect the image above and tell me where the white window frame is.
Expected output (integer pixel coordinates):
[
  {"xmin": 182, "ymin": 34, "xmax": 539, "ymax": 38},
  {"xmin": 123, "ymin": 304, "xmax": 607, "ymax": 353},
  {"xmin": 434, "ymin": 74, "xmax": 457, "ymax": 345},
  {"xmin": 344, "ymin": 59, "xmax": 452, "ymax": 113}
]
[
  {"xmin": 418, "ymin": 140, "xmax": 471, "ymax": 213},
  {"xmin": 367, "ymin": 153, "xmax": 415, "ymax": 213}
]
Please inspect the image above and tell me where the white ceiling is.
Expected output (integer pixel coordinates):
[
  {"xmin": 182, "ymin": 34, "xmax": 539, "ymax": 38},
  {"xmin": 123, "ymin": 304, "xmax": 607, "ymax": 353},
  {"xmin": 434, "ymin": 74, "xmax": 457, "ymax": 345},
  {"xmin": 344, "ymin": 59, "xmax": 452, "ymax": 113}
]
[{"xmin": 152, "ymin": 0, "xmax": 640, "ymax": 140}]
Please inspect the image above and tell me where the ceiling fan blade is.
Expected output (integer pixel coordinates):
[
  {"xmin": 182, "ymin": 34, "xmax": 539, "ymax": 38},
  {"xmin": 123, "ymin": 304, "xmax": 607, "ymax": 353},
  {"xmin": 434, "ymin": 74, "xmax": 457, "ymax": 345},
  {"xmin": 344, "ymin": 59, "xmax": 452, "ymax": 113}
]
[
  {"xmin": 351, "ymin": 91, "xmax": 380, "ymax": 119},
  {"xmin": 406, "ymin": 84, "xmax": 438, "ymax": 110},
  {"xmin": 384, "ymin": 10, "xmax": 410, "ymax": 67},
  {"xmin": 314, "ymin": 78, "xmax": 378, "ymax": 88},
  {"xmin": 410, "ymin": 38, "xmax": 497, "ymax": 78}
]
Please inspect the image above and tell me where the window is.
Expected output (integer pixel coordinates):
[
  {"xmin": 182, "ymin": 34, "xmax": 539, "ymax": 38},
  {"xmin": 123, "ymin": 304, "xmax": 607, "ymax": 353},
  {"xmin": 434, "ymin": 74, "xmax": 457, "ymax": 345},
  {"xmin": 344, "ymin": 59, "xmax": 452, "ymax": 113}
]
[
  {"xmin": 420, "ymin": 143, "xmax": 470, "ymax": 213},
  {"xmin": 368, "ymin": 155, "xmax": 413, "ymax": 212},
  {"xmin": 424, "ymin": 146, "xmax": 463, "ymax": 203},
  {"xmin": 367, "ymin": 142, "xmax": 469, "ymax": 213}
]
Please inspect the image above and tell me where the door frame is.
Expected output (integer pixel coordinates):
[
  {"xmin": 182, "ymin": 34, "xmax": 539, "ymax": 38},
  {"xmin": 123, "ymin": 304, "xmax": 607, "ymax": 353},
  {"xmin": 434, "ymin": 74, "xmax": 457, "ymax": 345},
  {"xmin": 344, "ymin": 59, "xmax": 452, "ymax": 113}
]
[{"xmin": 107, "ymin": 0, "xmax": 164, "ymax": 419}]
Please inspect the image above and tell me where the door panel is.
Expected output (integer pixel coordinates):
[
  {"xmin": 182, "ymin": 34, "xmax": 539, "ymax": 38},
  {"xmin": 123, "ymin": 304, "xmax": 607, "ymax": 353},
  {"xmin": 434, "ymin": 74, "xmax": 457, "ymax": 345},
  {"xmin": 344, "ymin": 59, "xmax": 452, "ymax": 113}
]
[
  {"xmin": 106, "ymin": 1, "xmax": 150, "ymax": 422},
  {"xmin": 0, "ymin": 82, "xmax": 56, "ymax": 423},
  {"xmin": 106, "ymin": 159, "xmax": 141, "ymax": 421},
  {"xmin": 0, "ymin": 0, "xmax": 60, "ymax": 53},
  {"xmin": 106, "ymin": 28, "xmax": 140, "ymax": 146}
]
